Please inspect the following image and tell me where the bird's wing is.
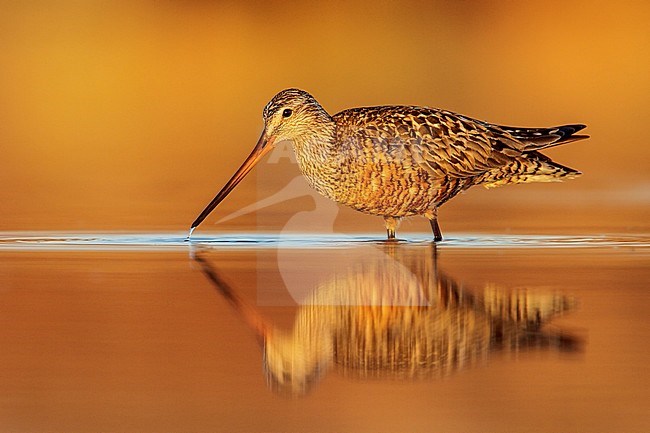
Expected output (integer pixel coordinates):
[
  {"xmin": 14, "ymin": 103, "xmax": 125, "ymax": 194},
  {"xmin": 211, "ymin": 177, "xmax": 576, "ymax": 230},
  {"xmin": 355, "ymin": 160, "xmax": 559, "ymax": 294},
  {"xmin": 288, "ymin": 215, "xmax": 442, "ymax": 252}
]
[
  {"xmin": 481, "ymin": 123, "xmax": 588, "ymax": 151},
  {"xmin": 334, "ymin": 106, "xmax": 515, "ymax": 179}
]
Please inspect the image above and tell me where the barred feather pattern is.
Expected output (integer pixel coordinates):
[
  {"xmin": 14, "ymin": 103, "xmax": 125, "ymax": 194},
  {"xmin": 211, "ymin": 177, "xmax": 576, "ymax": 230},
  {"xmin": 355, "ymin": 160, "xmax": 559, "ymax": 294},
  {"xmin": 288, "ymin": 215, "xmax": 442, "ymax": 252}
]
[
  {"xmin": 259, "ymin": 89, "xmax": 587, "ymax": 223},
  {"xmin": 287, "ymin": 103, "xmax": 585, "ymax": 218}
]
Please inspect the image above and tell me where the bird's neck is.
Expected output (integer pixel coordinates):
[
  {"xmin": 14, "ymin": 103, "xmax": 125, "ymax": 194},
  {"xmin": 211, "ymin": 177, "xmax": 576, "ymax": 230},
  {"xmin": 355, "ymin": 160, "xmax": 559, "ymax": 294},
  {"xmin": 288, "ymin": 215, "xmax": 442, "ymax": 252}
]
[{"xmin": 292, "ymin": 120, "xmax": 340, "ymax": 198}]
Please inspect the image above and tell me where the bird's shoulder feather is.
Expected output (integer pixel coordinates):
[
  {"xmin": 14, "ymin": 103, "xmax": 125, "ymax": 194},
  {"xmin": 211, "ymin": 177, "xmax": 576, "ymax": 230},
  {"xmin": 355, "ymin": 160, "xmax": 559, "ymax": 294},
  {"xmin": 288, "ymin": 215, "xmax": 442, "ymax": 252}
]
[{"xmin": 333, "ymin": 106, "xmax": 513, "ymax": 178}]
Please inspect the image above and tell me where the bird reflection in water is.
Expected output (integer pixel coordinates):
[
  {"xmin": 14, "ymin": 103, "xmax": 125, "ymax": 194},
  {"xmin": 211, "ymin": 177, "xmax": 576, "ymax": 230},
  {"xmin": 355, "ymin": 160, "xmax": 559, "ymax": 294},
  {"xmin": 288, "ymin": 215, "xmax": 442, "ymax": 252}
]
[{"xmin": 194, "ymin": 245, "xmax": 581, "ymax": 396}]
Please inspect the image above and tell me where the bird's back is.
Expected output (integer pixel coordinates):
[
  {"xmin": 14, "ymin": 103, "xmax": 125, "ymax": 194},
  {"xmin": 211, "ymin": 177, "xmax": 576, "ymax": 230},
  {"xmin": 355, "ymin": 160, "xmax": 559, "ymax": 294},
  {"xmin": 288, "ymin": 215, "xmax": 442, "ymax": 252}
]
[{"xmin": 329, "ymin": 105, "xmax": 586, "ymax": 215}]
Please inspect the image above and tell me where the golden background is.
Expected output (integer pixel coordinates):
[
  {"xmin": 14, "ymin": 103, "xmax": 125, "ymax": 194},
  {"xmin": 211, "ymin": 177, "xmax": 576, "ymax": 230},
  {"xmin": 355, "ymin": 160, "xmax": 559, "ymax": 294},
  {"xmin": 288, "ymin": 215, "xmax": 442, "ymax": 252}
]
[{"xmin": 1, "ymin": 1, "xmax": 648, "ymax": 233}]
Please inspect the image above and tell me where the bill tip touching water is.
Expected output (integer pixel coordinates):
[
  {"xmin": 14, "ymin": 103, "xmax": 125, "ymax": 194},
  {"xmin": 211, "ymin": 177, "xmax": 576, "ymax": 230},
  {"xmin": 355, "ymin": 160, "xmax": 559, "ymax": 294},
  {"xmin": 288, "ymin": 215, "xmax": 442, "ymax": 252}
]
[{"xmin": 189, "ymin": 88, "xmax": 588, "ymax": 240}]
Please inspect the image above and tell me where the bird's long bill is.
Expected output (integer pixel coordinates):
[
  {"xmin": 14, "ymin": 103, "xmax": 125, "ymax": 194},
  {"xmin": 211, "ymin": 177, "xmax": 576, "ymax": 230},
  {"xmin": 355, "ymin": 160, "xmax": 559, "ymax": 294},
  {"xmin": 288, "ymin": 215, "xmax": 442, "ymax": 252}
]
[{"xmin": 189, "ymin": 132, "xmax": 274, "ymax": 234}]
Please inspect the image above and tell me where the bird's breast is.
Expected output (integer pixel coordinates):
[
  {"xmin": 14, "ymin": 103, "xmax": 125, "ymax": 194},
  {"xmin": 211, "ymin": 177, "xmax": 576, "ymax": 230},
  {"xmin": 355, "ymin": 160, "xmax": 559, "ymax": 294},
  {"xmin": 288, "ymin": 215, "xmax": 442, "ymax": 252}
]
[
  {"xmin": 293, "ymin": 131, "xmax": 473, "ymax": 217},
  {"xmin": 296, "ymin": 151, "xmax": 450, "ymax": 216}
]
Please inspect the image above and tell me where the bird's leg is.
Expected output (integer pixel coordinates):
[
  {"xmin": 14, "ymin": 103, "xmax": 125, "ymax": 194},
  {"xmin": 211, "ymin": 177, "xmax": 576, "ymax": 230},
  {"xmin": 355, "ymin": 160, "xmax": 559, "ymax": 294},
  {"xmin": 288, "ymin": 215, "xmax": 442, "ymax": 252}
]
[
  {"xmin": 430, "ymin": 219, "xmax": 442, "ymax": 242},
  {"xmin": 383, "ymin": 216, "xmax": 399, "ymax": 240},
  {"xmin": 425, "ymin": 208, "xmax": 443, "ymax": 242}
]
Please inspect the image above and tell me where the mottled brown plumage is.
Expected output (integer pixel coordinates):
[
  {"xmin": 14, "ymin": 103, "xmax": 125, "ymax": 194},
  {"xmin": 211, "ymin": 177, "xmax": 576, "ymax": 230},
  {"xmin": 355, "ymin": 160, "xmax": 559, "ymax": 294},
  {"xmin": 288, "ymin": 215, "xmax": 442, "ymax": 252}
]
[{"xmin": 190, "ymin": 88, "xmax": 588, "ymax": 240}]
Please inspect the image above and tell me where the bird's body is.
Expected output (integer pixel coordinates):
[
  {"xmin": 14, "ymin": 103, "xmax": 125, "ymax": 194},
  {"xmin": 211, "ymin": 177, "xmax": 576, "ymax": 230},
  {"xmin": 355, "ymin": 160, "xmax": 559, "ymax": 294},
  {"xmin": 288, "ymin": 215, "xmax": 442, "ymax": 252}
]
[{"xmin": 190, "ymin": 88, "xmax": 588, "ymax": 240}]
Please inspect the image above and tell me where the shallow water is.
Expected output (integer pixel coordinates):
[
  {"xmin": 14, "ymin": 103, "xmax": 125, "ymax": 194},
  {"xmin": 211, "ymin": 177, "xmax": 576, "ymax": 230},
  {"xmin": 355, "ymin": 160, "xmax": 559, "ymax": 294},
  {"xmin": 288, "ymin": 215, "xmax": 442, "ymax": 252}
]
[
  {"xmin": 1, "ymin": 232, "xmax": 648, "ymax": 432},
  {"xmin": 1, "ymin": 232, "xmax": 649, "ymax": 249}
]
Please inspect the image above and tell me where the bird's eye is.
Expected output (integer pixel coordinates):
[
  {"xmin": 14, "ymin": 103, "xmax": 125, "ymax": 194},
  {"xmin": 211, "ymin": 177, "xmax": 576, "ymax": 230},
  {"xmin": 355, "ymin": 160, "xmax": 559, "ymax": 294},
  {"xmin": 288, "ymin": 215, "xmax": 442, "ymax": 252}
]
[{"xmin": 282, "ymin": 108, "xmax": 293, "ymax": 118}]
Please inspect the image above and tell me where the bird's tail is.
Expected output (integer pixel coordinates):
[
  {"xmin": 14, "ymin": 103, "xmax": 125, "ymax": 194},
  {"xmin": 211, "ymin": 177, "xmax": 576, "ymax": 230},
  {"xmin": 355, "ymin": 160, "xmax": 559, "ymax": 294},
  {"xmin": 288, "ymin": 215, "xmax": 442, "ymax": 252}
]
[
  {"xmin": 495, "ymin": 124, "xmax": 589, "ymax": 151},
  {"xmin": 479, "ymin": 151, "xmax": 581, "ymax": 188}
]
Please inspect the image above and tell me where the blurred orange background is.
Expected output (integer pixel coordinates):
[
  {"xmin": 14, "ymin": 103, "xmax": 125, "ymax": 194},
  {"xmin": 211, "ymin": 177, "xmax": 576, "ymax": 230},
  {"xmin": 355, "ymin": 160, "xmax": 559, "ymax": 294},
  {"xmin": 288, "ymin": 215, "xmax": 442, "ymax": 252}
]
[{"xmin": 0, "ymin": 0, "xmax": 648, "ymax": 233}]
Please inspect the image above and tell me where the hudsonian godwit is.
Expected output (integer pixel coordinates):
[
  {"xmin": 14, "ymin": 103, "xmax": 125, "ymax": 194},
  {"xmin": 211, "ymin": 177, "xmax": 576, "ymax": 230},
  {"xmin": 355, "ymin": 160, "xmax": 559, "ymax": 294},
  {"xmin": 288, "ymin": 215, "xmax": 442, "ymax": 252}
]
[{"xmin": 189, "ymin": 89, "xmax": 588, "ymax": 240}]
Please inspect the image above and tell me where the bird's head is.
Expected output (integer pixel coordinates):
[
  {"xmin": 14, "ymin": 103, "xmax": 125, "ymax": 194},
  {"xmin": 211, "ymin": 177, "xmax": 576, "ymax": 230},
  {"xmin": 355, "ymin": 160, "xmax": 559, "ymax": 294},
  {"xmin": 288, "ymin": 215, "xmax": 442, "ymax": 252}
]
[
  {"xmin": 189, "ymin": 88, "xmax": 332, "ymax": 234},
  {"xmin": 261, "ymin": 88, "xmax": 332, "ymax": 144}
]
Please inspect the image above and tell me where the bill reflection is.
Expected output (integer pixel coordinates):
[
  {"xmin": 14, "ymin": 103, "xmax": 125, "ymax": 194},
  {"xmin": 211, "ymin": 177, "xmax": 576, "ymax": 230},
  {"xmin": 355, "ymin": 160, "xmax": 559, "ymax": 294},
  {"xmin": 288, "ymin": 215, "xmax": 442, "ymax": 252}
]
[{"xmin": 194, "ymin": 245, "xmax": 581, "ymax": 397}]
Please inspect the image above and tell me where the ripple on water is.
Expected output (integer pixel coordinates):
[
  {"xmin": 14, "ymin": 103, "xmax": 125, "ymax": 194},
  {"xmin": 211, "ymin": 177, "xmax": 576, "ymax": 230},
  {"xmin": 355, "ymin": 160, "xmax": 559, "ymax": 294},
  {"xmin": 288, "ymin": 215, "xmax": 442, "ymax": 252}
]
[{"xmin": 0, "ymin": 232, "xmax": 648, "ymax": 251}]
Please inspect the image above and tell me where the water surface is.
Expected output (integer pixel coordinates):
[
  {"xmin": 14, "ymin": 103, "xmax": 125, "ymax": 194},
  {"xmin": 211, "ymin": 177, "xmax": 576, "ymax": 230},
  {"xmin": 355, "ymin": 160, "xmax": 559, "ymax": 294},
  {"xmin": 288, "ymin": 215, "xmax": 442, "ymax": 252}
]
[{"xmin": 0, "ymin": 233, "xmax": 648, "ymax": 432}]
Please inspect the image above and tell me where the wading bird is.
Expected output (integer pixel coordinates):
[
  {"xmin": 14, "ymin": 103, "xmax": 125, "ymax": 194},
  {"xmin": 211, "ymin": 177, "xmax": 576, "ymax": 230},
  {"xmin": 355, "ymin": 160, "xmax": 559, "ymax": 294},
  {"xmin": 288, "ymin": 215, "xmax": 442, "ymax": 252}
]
[{"xmin": 189, "ymin": 89, "xmax": 587, "ymax": 240}]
